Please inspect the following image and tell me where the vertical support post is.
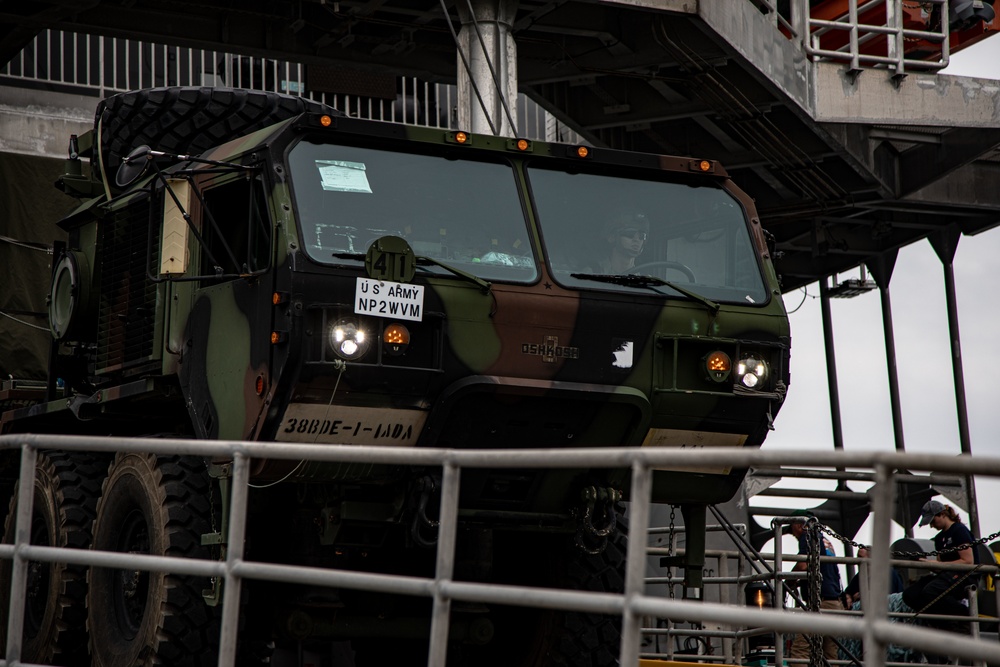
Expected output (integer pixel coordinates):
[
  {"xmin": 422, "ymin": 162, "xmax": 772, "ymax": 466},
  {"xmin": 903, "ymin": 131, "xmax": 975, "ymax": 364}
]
[
  {"xmin": 886, "ymin": 0, "xmax": 904, "ymax": 76},
  {"xmin": 865, "ymin": 464, "xmax": 893, "ymax": 667},
  {"xmin": 620, "ymin": 460, "xmax": 653, "ymax": 667},
  {"xmin": 428, "ymin": 462, "xmax": 461, "ymax": 667},
  {"xmin": 930, "ymin": 229, "xmax": 980, "ymax": 536},
  {"xmin": 849, "ymin": 0, "xmax": 861, "ymax": 72},
  {"xmin": 877, "ymin": 282, "xmax": 906, "ymax": 452},
  {"xmin": 868, "ymin": 252, "xmax": 918, "ymax": 534},
  {"xmin": 772, "ymin": 520, "xmax": 786, "ymax": 667},
  {"xmin": 790, "ymin": 0, "xmax": 810, "ymax": 52},
  {"xmin": 5, "ymin": 444, "xmax": 38, "ymax": 665},
  {"xmin": 455, "ymin": 0, "xmax": 519, "ymax": 137},
  {"xmin": 819, "ymin": 277, "xmax": 846, "ymax": 451},
  {"xmin": 217, "ymin": 452, "xmax": 250, "ymax": 667}
]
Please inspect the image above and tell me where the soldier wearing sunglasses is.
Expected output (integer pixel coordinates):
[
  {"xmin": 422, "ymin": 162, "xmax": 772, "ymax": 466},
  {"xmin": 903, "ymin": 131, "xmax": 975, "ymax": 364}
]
[{"xmin": 597, "ymin": 212, "xmax": 649, "ymax": 274}]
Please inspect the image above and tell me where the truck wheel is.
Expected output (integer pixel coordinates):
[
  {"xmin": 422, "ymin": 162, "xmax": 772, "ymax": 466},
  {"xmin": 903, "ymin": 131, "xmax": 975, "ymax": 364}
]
[
  {"xmin": 453, "ymin": 517, "xmax": 627, "ymax": 667},
  {"xmin": 87, "ymin": 453, "xmax": 219, "ymax": 666},
  {"xmin": 94, "ymin": 86, "xmax": 336, "ymax": 186},
  {"xmin": 0, "ymin": 452, "xmax": 105, "ymax": 666},
  {"xmin": 549, "ymin": 523, "xmax": 627, "ymax": 667}
]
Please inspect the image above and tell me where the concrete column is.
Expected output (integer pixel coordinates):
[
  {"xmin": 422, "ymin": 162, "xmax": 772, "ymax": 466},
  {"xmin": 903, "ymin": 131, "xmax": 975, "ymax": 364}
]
[{"xmin": 456, "ymin": 0, "xmax": 519, "ymax": 137}]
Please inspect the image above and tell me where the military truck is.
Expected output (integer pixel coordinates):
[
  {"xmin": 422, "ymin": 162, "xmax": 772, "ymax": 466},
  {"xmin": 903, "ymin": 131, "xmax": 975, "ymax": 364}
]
[{"xmin": 0, "ymin": 87, "xmax": 790, "ymax": 666}]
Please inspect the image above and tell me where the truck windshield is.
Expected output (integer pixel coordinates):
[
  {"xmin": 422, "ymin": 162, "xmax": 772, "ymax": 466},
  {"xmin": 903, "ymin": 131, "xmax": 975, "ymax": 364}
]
[
  {"xmin": 529, "ymin": 166, "xmax": 769, "ymax": 305},
  {"xmin": 288, "ymin": 140, "xmax": 537, "ymax": 283}
]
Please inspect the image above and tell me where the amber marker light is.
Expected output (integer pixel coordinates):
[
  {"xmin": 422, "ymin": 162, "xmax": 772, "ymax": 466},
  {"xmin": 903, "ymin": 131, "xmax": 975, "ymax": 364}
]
[
  {"xmin": 383, "ymin": 323, "xmax": 411, "ymax": 356},
  {"xmin": 455, "ymin": 131, "xmax": 469, "ymax": 144},
  {"xmin": 517, "ymin": 139, "xmax": 529, "ymax": 151},
  {"xmin": 705, "ymin": 350, "xmax": 731, "ymax": 383},
  {"xmin": 320, "ymin": 115, "xmax": 333, "ymax": 127},
  {"xmin": 272, "ymin": 291, "xmax": 289, "ymax": 305},
  {"xmin": 577, "ymin": 146, "xmax": 589, "ymax": 158},
  {"xmin": 255, "ymin": 374, "xmax": 266, "ymax": 396},
  {"xmin": 699, "ymin": 160, "xmax": 712, "ymax": 171},
  {"xmin": 271, "ymin": 331, "xmax": 287, "ymax": 344}
]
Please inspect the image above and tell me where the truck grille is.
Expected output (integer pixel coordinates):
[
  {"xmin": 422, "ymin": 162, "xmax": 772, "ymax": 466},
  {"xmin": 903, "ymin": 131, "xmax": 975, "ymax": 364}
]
[{"xmin": 96, "ymin": 196, "xmax": 160, "ymax": 374}]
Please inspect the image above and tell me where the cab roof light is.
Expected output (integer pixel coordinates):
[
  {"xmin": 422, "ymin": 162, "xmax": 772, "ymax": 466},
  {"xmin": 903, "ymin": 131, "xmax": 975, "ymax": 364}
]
[
  {"xmin": 446, "ymin": 131, "xmax": 471, "ymax": 145},
  {"xmin": 689, "ymin": 159, "xmax": 715, "ymax": 173},
  {"xmin": 319, "ymin": 115, "xmax": 334, "ymax": 128},
  {"xmin": 507, "ymin": 138, "xmax": 533, "ymax": 152},
  {"xmin": 563, "ymin": 145, "xmax": 591, "ymax": 159}
]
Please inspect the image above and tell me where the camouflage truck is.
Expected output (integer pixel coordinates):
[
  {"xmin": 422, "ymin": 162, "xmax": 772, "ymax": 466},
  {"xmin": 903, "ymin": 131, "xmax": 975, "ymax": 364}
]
[{"xmin": 0, "ymin": 87, "xmax": 790, "ymax": 666}]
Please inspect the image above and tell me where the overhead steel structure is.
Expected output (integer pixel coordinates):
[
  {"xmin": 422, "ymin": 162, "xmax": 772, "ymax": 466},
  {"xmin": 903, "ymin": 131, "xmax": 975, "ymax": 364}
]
[
  {"xmin": 1, "ymin": 0, "xmax": 998, "ymax": 535},
  {"xmin": 3, "ymin": 0, "xmax": 999, "ymax": 290}
]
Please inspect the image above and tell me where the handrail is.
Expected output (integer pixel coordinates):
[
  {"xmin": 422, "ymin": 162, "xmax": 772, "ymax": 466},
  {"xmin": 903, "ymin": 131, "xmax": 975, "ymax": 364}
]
[
  {"xmin": 2, "ymin": 434, "xmax": 1000, "ymax": 666},
  {"xmin": 787, "ymin": 0, "xmax": 951, "ymax": 76}
]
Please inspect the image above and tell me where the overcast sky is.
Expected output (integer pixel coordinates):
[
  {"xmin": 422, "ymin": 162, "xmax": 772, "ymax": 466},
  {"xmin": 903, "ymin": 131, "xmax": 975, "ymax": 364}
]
[{"xmin": 759, "ymin": 35, "xmax": 1000, "ymax": 548}]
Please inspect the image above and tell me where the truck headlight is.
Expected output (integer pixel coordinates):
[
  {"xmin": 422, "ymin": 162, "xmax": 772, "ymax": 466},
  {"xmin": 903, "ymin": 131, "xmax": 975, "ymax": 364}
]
[
  {"xmin": 736, "ymin": 354, "xmax": 768, "ymax": 388},
  {"xmin": 329, "ymin": 319, "xmax": 370, "ymax": 360}
]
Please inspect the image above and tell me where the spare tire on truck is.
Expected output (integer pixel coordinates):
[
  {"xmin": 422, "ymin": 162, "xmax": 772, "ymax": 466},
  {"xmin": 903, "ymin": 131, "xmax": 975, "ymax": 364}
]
[{"xmin": 94, "ymin": 87, "xmax": 337, "ymax": 186}]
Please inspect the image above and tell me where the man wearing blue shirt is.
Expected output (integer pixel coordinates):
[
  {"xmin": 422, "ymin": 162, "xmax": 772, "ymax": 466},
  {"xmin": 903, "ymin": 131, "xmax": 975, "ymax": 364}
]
[{"xmin": 789, "ymin": 512, "xmax": 843, "ymax": 663}]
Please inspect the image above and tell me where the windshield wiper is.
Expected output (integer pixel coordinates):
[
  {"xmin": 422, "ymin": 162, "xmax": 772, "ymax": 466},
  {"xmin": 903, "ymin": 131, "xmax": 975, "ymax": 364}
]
[
  {"xmin": 332, "ymin": 252, "xmax": 491, "ymax": 294},
  {"xmin": 414, "ymin": 256, "xmax": 492, "ymax": 294},
  {"xmin": 571, "ymin": 273, "xmax": 720, "ymax": 315}
]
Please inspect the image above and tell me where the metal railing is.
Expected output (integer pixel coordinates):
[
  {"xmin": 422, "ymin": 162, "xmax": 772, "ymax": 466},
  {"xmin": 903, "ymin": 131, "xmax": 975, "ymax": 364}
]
[
  {"xmin": 755, "ymin": 0, "xmax": 953, "ymax": 75},
  {"xmin": 3, "ymin": 436, "xmax": 1000, "ymax": 666},
  {"xmin": 789, "ymin": 0, "xmax": 952, "ymax": 76},
  {"xmin": 0, "ymin": 29, "xmax": 581, "ymax": 143}
]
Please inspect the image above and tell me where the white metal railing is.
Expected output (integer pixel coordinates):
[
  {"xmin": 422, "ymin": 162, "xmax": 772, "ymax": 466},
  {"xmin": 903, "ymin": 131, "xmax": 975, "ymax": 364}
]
[
  {"xmin": 756, "ymin": 0, "xmax": 953, "ymax": 75},
  {"xmin": 788, "ymin": 0, "xmax": 952, "ymax": 76},
  {"xmin": 2, "ymin": 436, "xmax": 1000, "ymax": 666},
  {"xmin": 0, "ymin": 29, "xmax": 580, "ymax": 143}
]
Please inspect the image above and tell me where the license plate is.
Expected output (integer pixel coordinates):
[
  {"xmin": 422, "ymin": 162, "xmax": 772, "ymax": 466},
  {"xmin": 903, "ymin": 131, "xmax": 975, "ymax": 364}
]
[{"xmin": 354, "ymin": 277, "xmax": 424, "ymax": 322}]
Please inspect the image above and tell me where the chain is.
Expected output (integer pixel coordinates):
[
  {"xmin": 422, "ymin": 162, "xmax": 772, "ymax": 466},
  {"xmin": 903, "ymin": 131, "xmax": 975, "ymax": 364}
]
[
  {"xmin": 805, "ymin": 520, "xmax": 828, "ymax": 667},
  {"xmin": 817, "ymin": 522, "xmax": 1000, "ymax": 560},
  {"xmin": 667, "ymin": 505, "xmax": 677, "ymax": 600}
]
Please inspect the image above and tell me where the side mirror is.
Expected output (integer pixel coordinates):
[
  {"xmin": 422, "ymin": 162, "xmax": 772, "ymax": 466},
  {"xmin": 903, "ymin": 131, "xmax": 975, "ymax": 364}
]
[{"xmin": 115, "ymin": 145, "xmax": 152, "ymax": 188}]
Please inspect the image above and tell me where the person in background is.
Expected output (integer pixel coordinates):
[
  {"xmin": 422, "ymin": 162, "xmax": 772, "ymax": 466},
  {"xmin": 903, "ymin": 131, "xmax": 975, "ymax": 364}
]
[
  {"xmin": 789, "ymin": 511, "xmax": 843, "ymax": 664},
  {"xmin": 844, "ymin": 546, "xmax": 905, "ymax": 606},
  {"xmin": 902, "ymin": 500, "xmax": 979, "ymax": 621}
]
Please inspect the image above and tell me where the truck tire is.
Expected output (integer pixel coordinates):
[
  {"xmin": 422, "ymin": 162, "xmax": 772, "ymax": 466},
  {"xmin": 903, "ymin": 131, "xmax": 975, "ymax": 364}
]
[
  {"xmin": 0, "ymin": 452, "xmax": 106, "ymax": 666},
  {"xmin": 450, "ymin": 516, "xmax": 627, "ymax": 667},
  {"xmin": 87, "ymin": 453, "xmax": 219, "ymax": 666},
  {"xmin": 94, "ymin": 86, "xmax": 336, "ymax": 185},
  {"xmin": 550, "ymin": 523, "xmax": 627, "ymax": 667}
]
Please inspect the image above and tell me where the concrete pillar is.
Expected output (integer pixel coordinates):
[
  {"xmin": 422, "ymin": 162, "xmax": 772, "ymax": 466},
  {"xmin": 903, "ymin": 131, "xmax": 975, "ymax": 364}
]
[{"xmin": 456, "ymin": 0, "xmax": 519, "ymax": 137}]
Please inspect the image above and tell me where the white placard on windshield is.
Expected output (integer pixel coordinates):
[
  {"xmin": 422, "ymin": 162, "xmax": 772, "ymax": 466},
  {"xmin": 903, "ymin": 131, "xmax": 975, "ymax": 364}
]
[
  {"xmin": 316, "ymin": 160, "xmax": 373, "ymax": 193},
  {"xmin": 355, "ymin": 278, "xmax": 425, "ymax": 321}
]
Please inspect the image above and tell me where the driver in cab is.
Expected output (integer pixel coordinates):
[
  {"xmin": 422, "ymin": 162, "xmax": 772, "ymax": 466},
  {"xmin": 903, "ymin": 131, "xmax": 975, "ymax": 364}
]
[{"xmin": 596, "ymin": 212, "xmax": 648, "ymax": 274}]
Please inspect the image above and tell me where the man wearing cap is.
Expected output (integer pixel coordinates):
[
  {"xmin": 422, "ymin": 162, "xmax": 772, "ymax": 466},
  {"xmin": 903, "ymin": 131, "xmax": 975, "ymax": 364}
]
[
  {"xmin": 788, "ymin": 511, "xmax": 843, "ymax": 663},
  {"xmin": 902, "ymin": 500, "xmax": 979, "ymax": 622}
]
